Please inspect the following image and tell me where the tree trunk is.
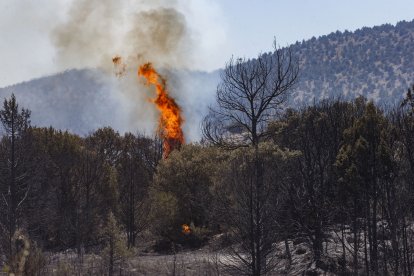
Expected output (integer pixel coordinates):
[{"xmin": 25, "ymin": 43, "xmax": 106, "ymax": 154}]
[
  {"xmin": 285, "ymin": 238, "xmax": 292, "ymax": 265},
  {"xmin": 371, "ymin": 190, "xmax": 378, "ymax": 275},
  {"xmin": 9, "ymin": 114, "xmax": 16, "ymax": 260},
  {"xmin": 341, "ymin": 221, "xmax": 347, "ymax": 273},
  {"xmin": 352, "ymin": 197, "xmax": 359, "ymax": 276},
  {"xmin": 109, "ymin": 236, "xmax": 114, "ymax": 276},
  {"xmin": 364, "ymin": 214, "xmax": 370, "ymax": 276}
]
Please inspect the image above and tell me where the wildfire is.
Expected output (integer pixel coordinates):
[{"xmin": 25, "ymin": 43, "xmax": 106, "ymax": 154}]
[
  {"xmin": 138, "ymin": 63, "xmax": 184, "ymax": 157},
  {"xmin": 182, "ymin": 224, "xmax": 191, "ymax": 235}
]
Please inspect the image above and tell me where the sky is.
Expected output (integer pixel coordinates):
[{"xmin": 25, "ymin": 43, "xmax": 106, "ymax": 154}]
[{"xmin": 1, "ymin": 0, "xmax": 414, "ymax": 88}]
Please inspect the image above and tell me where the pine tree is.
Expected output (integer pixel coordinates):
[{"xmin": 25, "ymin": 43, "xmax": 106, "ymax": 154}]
[
  {"xmin": 101, "ymin": 212, "xmax": 129, "ymax": 276},
  {"xmin": 0, "ymin": 94, "xmax": 31, "ymax": 261}
]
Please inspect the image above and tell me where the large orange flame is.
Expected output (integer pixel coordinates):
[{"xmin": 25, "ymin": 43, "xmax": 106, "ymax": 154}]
[{"xmin": 138, "ymin": 63, "xmax": 184, "ymax": 157}]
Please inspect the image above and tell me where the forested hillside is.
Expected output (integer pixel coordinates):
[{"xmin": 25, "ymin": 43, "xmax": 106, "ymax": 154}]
[
  {"xmin": 289, "ymin": 20, "xmax": 414, "ymax": 104},
  {"xmin": 0, "ymin": 69, "xmax": 219, "ymax": 138},
  {"xmin": 0, "ymin": 69, "xmax": 124, "ymax": 135}
]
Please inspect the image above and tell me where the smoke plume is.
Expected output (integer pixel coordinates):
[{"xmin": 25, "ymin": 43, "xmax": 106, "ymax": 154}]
[
  {"xmin": 52, "ymin": 0, "xmax": 193, "ymax": 70},
  {"xmin": 51, "ymin": 0, "xmax": 210, "ymax": 138}
]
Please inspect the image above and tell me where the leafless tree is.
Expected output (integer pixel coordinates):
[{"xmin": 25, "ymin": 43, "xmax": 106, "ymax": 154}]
[
  {"xmin": 203, "ymin": 40, "xmax": 299, "ymax": 276},
  {"xmin": 202, "ymin": 40, "xmax": 299, "ymax": 148}
]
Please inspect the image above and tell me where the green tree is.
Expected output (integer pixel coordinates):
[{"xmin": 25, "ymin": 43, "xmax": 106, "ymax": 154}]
[
  {"xmin": 71, "ymin": 148, "xmax": 118, "ymax": 256},
  {"xmin": 151, "ymin": 144, "xmax": 221, "ymax": 244},
  {"xmin": 100, "ymin": 211, "xmax": 129, "ymax": 276},
  {"xmin": 270, "ymin": 100, "xmax": 355, "ymax": 267},
  {"xmin": 336, "ymin": 102, "xmax": 394, "ymax": 275},
  {"xmin": 85, "ymin": 127, "xmax": 122, "ymax": 167},
  {"xmin": 0, "ymin": 94, "xmax": 31, "ymax": 260},
  {"xmin": 117, "ymin": 133, "xmax": 154, "ymax": 248}
]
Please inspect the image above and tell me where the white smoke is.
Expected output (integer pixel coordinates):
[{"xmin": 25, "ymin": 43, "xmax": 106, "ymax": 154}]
[{"xmin": 50, "ymin": 0, "xmax": 224, "ymax": 140}]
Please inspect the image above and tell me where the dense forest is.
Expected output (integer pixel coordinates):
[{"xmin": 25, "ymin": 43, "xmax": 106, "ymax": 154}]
[{"xmin": 1, "ymin": 38, "xmax": 414, "ymax": 275}]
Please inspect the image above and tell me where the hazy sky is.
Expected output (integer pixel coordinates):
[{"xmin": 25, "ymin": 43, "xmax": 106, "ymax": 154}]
[{"xmin": 1, "ymin": 0, "xmax": 413, "ymax": 88}]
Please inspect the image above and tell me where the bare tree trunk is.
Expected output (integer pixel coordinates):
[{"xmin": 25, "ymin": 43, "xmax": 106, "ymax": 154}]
[
  {"xmin": 8, "ymin": 115, "xmax": 17, "ymax": 262},
  {"xmin": 364, "ymin": 212, "xmax": 370, "ymax": 276},
  {"xmin": 371, "ymin": 189, "xmax": 378, "ymax": 275},
  {"xmin": 352, "ymin": 198, "xmax": 359, "ymax": 276},
  {"xmin": 402, "ymin": 218, "xmax": 411, "ymax": 276},
  {"xmin": 341, "ymin": 221, "xmax": 347, "ymax": 272},
  {"xmin": 109, "ymin": 236, "xmax": 114, "ymax": 276},
  {"xmin": 285, "ymin": 238, "xmax": 292, "ymax": 265},
  {"xmin": 314, "ymin": 223, "xmax": 323, "ymax": 265}
]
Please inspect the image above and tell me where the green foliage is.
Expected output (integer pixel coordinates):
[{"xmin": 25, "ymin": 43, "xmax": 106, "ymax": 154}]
[
  {"xmin": 100, "ymin": 212, "xmax": 130, "ymax": 275},
  {"xmin": 150, "ymin": 144, "xmax": 223, "ymax": 244},
  {"xmin": 150, "ymin": 191, "xmax": 179, "ymax": 239},
  {"xmin": 0, "ymin": 94, "xmax": 33, "ymax": 261},
  {"xmin": 336, "ymin": 102, "xmax": 394, "ymax": 192},
  {"xmin": 209, "ymin": 142, "xmax": 299, "ymax": 274},
  {"xmin": 5, "ymin": 90, "xmax": 414, "ymax": 274},
  {"xmin": 116, "ymin": 133, "xmax": 156, "ymax": 247},
  {"xmin": 85, "ymin": 127, "xmax": 122, "ymax": 166},
  {"xmin": 0, "ymin": 93, "xmax": 31, "ymax": 135}
]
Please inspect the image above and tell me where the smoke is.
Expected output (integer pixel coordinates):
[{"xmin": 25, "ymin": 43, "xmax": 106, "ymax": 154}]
[
  {"xmin": 52, "ymin": 0, "xmax": 193, "ymax": 71},
  {"xmin": 51, "ymin": 0, "xmax": 122, "ymax": 70},
  {"xmin": 50, "ymin": 0, "xmax": 219, "ymax": 140}
]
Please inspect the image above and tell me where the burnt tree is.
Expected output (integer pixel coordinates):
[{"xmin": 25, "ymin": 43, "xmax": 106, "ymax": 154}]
[{"xmin": 202, "ymin": 40, "xmax": 298, "ymax": 276}]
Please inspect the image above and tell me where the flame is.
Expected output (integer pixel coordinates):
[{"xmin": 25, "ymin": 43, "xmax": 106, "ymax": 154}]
[
  {"xmin": 138, "ymin": 63, "xmax": 184, "ymax": 157},
  {"xmin": 182, "ymin": 224, "xmax": 191, "ymax": 235}
]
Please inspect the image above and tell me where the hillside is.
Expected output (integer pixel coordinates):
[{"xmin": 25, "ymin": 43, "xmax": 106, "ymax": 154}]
[
  {"xmin": 289, "ymin": 19, "xmax": 414, "ymax": 105},
  {"xmin": 0, "ymin": 69, "xmax": 126, "ymax": 135},
  {"xmin": 1, "ymin": 19, "xmax": 413, "ymax": 135},
  {"xmin": 0, "ymin": 68, "xmax": 219, "ymax": 137}
]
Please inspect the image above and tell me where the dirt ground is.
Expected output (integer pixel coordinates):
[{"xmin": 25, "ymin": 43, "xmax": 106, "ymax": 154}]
[{"xmin": 41, "ymin": 233, "xmax": 352, "ymax": 275}]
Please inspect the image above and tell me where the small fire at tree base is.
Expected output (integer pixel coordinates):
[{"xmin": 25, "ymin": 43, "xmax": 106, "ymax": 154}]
[{"xmin": 182, "ymin": 224, "xmax": 191, "ymax": 235}]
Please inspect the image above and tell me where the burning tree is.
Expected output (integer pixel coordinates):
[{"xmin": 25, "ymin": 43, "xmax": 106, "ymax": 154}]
[
  {"xmin": 112, "ymin": 57, "xmax": 184, "ymax": 158},
  {"xmin": 138, "ymin": 63, "xmax": 184, "ymax": 158}
]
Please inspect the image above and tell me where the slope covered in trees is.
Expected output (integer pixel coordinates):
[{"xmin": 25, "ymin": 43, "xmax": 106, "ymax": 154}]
[
  {"xmin": 288, "ymin": 19, "xmax": 414, "ymax": 104},
  {"xmin": 0, "ymin": 69, "xmax": 124, "ymax": 135}
]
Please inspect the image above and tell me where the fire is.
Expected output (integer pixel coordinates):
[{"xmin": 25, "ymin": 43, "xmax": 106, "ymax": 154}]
[
  {"xmin": 138, "ymin": 63, "xmax": 184, "ymax": 157},
  {"xmin": 182, "ymin": 224, "xmax": 191, "ymax": 235}
]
